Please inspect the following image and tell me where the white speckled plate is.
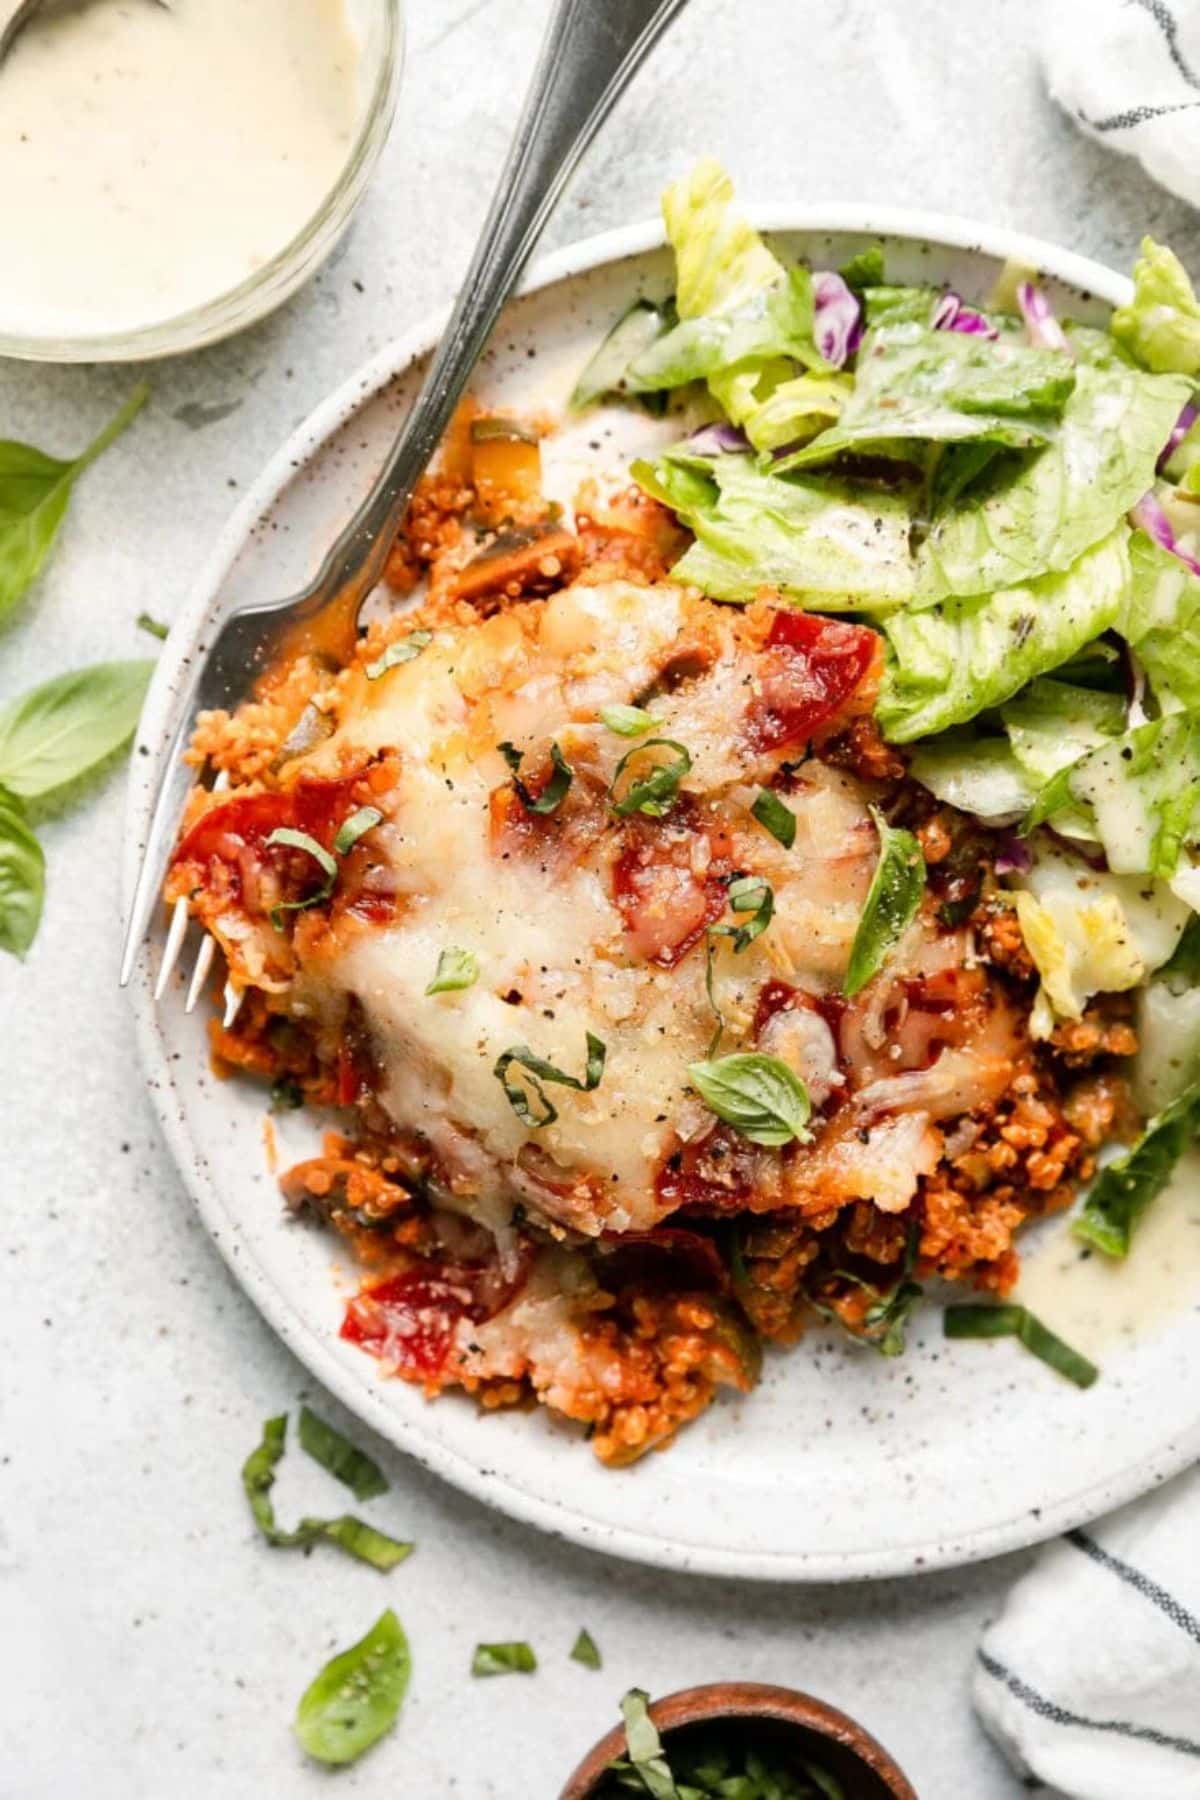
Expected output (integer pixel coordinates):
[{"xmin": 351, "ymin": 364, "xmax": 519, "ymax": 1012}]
[{"xmin": 126, "ymin": 210, "xmax": 1200, "ymax": 1580}]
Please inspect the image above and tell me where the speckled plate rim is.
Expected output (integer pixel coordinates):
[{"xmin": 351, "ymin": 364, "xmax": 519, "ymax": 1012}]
[{"xmin": 125, "ymin": 207, "xmax": 1200, "ymax": 1582}]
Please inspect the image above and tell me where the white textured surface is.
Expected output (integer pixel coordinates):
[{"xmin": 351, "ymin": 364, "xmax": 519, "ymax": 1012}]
[{"xmin": 1, "ymin": 1, "xmax": 1197, "ymax": 1794}]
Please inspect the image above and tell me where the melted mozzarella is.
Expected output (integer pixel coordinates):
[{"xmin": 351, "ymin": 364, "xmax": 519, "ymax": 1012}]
[{"xmin": 292, "ymin": 582, "xmax": 882, "ymax": 1237}]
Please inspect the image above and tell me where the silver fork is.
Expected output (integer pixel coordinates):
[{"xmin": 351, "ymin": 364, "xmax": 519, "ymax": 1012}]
[{"xmin": 122, "ymin": 0, "xmax": 690, "ymax": 1006}]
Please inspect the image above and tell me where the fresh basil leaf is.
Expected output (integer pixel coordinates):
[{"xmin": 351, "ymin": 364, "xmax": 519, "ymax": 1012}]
[
  {"xmin": 570, "ymin": 1628, "xmax": 602, "ymax": 1670},
  {"xmin": 294, "ymin": 1608, "xmax": 411, "ymax": 1767},
  {"xmin": 426, "ymin": 946, "xmax": 479, "ymax": 995},
  {"xmin": 494, "ymin": 1034, "xmax": 607, "ymax": 1128},
  {"xmin": 0, "ymin": 384, "xmax": 147, "ymax": 625},
  {"xmin": 471, "ymin": 1641, "xmax": 537, "ymax": 1677},
  {"xmin": 617, "ymin": 1690, "xmax": 679, "ymax": 1800},
  {"xmin": 240, "ymin": 1415, "xmax": 412, "ymax": 1570},
  {"xmin": 944, "ymin": 1303, "xmax": 1098, "ymax": 1388},
  {"xmin": 609, "ymin": 737, "xmax": 692, "ymax": 818},
  {"xmin": 1074, "ymin": 1082, "xmax": 1200, "ymax": 1258},
  {"xmin": 686, "ymin": 1052, "xmax": 811, "ymax": 1147},
  {"xmin": 843, "ymin": 807, "xmax": 925, "ymax": 997},
  {"xmin": 298, "ymin": 1405, "xmax": 388, "ymax": 1501},
  {"xmin": 136, "ymin": 611, "xmax": 168, "ymax": 640},
  {"xmin": 0, "ymin": 785, "xmax": 44, "ymax": 958},
  {"xmin": 498, "ymin": 739, "xmax": 574, "ymax": 814},
  {"xmin": 263, "ymin": 827, "xmax": 338, "ymax": 928},
  {"xmin": 365, "ymin": 630, "xmax": 432, "ymax": 679},
  {"xmin": 751, "ymin": 787, "xmax": 796, "ymax": 848},
  {"xmin": 333, "ymin": 805, "xmax": 382, "ymax": 856},
  {"xmin": 0, "ymin": 660, "xmax": 152, "ymax": 800},
  {"xmin": 710, "ymin": 874, "xmax": 773, "ymax": 952},
  {"xmin": 600, "ymin": 703, "xmax": 658, "ymax": 737}
]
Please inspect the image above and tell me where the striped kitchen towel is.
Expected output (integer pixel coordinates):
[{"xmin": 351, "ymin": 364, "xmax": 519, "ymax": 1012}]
[
  {"xmin": 974, "ymin": 1467, "xmax": 1200, "ymax": 1798},
  {"xmin": 1043, "ymin": 0, "xmax": 1200, "ymax": 207}
]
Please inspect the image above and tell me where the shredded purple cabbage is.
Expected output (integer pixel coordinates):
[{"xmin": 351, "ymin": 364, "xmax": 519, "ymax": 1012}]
[
  {"xmin": 812, "ymin": 271, "xmax": 862, "ymax": 368},
  {"xmin": 994, "ymin": 837, "xmax": 1032, "ymax": 876},
  {"xmin": 930, "ymin": 291, "xmax": 998, "ymax": 339},
  {"xmin": 1130, "ymin": 489, "xmax": 1200, "ymax": 578},
  {"xmin": 1157, "ymin": 401, "xmax": 1198, "ymax": 474},
  {"xmin": 684, "ymin": 421, "xmax": 750, "ymax": 456},
  {"xmin": 1016, "ymin": 281, "xmax": 1071, "ymax": 354}
]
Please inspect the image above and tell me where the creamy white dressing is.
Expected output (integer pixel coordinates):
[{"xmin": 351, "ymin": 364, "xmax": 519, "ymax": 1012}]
[
  {"xmin": 0, "ymin": 0, "xmax": 362, "ymax": 336},
  {"xmin": 1016, "ymin": 1148, "xmax": 1200, "ymax": 1358}
]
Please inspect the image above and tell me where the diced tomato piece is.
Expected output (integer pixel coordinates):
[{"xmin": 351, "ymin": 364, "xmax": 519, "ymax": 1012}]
[
  {"xmin": 175, "ymin": 775, "xmax": 361, "ymax": 868},
  {"xmin": 341, "ymin": 1270, "xmax": 481, "ymax": 1382},
  {"xmin": 611, "ymin": 806, "xmax": 733, "ymax": 967},
  {"xmin": 655, "ymin": 1124, "xmax": 757, "ymax": 1215},
  {"xmin": 749, "ymin": 611, "xmax": 881, "ymax": 752}
]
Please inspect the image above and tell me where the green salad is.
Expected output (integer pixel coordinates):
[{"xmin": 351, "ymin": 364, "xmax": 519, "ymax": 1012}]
[{"xmin": 573, "ymin": 158, "xmax": 1200, "ymax": 1270}]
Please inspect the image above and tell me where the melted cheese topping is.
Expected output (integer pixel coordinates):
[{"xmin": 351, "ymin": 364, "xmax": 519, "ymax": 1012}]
[{"xmin": 291, "ymin": 581, "xmax": 880, "ymax": 1236}]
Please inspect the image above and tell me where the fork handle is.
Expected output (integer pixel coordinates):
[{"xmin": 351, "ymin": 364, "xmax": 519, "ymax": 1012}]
[{"xmin": 311, "ymin": 0, "xmax": 690, "ymax": 610}]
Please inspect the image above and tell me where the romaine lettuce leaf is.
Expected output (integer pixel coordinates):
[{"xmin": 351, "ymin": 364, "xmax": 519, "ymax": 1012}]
[
  {"xmin": 1121, "ymin": 529, "xmax": 1200, "ymax": 712},
  {"xmin": 713, "ymin": 368, "xmax": 849, "ymax": 452},
  {"xmin": 1001, "ymin": 678, "xmax": 1126, "ymax": 783},
  {"xmin": 907, "ymin": 734, "xmax": 1035, "ymax": 820},
  {"xmin": 776, "ymin": 322, "xmax": 1075, "ymax": 472},
  {"xmin": 624, "ymin": 160, "xmax": 822, "ymax": 393},
  {"xmin": 633, "ymin": 450, "xmax": 916, "ymax": 608},
  {"xmin": 1135, "ymin": 979, "xmax": 1200, "ymax": 1114},
  {"xmin": 1111, "ymin": 238, "xmax": 1200, "ymax": 376},
  {"xmin": 863, "ymin": 286, "xmax": 935, "ymax": 327},
  {"xmin": 1026, "ymin": 713, "xmax": 1200, "ymax": 880},
  {"xmin": 1014, "ymin": 847, "xmax": 1188, "ymax": 1035},
  {"xmin": 876, "ymin": 529, "xmax": 1130, "ymax": 742},
  {"xmin": 1074, "ymin": 1079, "xmax": 1200, "ymax": 1257},
  {"xmin": 917, "ymin": 364, "xmax": 1192, "ymax": 599}
]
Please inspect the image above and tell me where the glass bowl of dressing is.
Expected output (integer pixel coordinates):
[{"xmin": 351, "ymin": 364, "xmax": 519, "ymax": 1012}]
[{"xmin": 0, "ymin": 0, "xmax": 403, "ymax": 361}]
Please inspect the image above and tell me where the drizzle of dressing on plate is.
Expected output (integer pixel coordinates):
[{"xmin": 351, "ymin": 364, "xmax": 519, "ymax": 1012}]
[{"xmin": 1016, "ymin": 1147, "xmax": 1200, "ymax": 1360}]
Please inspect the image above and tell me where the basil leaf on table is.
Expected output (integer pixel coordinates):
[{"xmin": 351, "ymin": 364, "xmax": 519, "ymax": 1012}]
[
  {"xmin": 471, "ymin": 1641, "xmax": 537, "ymax": 1677},
  {"xmin": 294, "ymin": 1608, "xmax": 411, "ymax": 1767},
  {"xmin": 570, "ymin": 1628, "xmax": 602, "ymax": 1670},
  {"xmin": 1073, "ymin": 1082, "xmax": 1200, "ymax": 1257},
  {"xmin": 843, "ymin": 806, "xmax": 925, "ymax": 997},
  {"xmin": 686, "ymin": 1052, "xmax": 811, "ymax": 1147},
  {"xmin": 0, "ymin": 660, "xmax": 152, "ymax": 800},
  {"xmin": 136, "ymin": 611, "xmax": 168, "ymax": 640},
  {"xmin": 0, "ymin": 383, "xmax": 148, "ymax": 624},
  {"xmin": 0, "ymin": 785, "xmax": 44, "ymax": 958},
  {"xmin": 241, "ymin": 1415, "xmax": 412, "ymax": 1570},
  {"xmin": 297, "ymin": 1404, "xmax": 388, "ymax": 1502}
]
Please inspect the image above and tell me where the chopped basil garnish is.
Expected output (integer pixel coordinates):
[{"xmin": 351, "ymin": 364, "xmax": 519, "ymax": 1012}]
[
  {"xmin": 711, "ymin": 874, "xmax": 774, "ymax": 952},
  {"xmin": 686, "ymin": 1052, "xmax": 811, "ymax": 1148},
  {"xmin": 498, "ymin": 739, "xmax": 574, "ymax": 814},
  {"xmin": 1073, "ymin": 1081, "xmax": 1200, "ymax": 1257},
  {"xmin": 263, "ymin": 828, "xmax": 338, "ymax": 929},
  {"xmin": 843, "ymin": 806, "xmax": 925, "ymax": 998},
  {"xmin": 333, "ymin": 805, "xmax": 383, "ymax": 855},
  {"xmin": 471, "ymin": 1641, "xmax": 537, "ymax": 1677},
  {"xmin": 703, "ymin": 939, "xmax": 725, "ymax": 1057},
  {"xmin": 426, "ymin": 946, "xmax": 479, "ymax": 995},
  {"xmin": 604, "ymin": 1687, "xmax": 846, "ymax": 1798},
  {"xmin": 241, "ymin": 1415, "xmax": 412, "ymax": 1569},
  {"xmin": 294, "ymin": 1608, "xmax": 411, "ymax": 1767},
  {"xmin": 609, "ymin": 737, "xmax": 692, "ymax": 818},
  {"xmin": 570, "ymin": 1628, "xmax": 602, "ymax": 1670},
  {"xmin": 612, "ymin": 1690, "xmax": 676, "ymax": 1795},
  {"xmin": 600, "ymin": 703, "xmax": 658, "ymax": 737},
  {"xmin": 298, "ymin": 1405, "xmax": 389, "ymax": 1501},
  {"xmin": 137, "ymin": 611, "xmax": 168, "ymax": 640},
  {"xmin": 751, "ymin": 787, "xmax": 796, "ymax": 849},
  {"xmin": 820, "ymin": 1221, "xmax": 922, "ymax": 1357},
  {"xmin": 365, "ymin": 630, "xmax": 433, "ymax": 680},
  {"xmin": 494, "ymin": 1033, "xmax": 607, "ymax": 1128},
  {"xmin": 269, "ymin": 1075, "xmax": 304, "ymax": 1112},
  {"xmin": 944, "ymin": 1304, "xmax": 1099, "ymax": 1389}
]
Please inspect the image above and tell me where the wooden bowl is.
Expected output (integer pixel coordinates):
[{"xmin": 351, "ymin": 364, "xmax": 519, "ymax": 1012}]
[{"xmin": 559, "ymin": 1681, "xmax": 918, "ymax": 1799}]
